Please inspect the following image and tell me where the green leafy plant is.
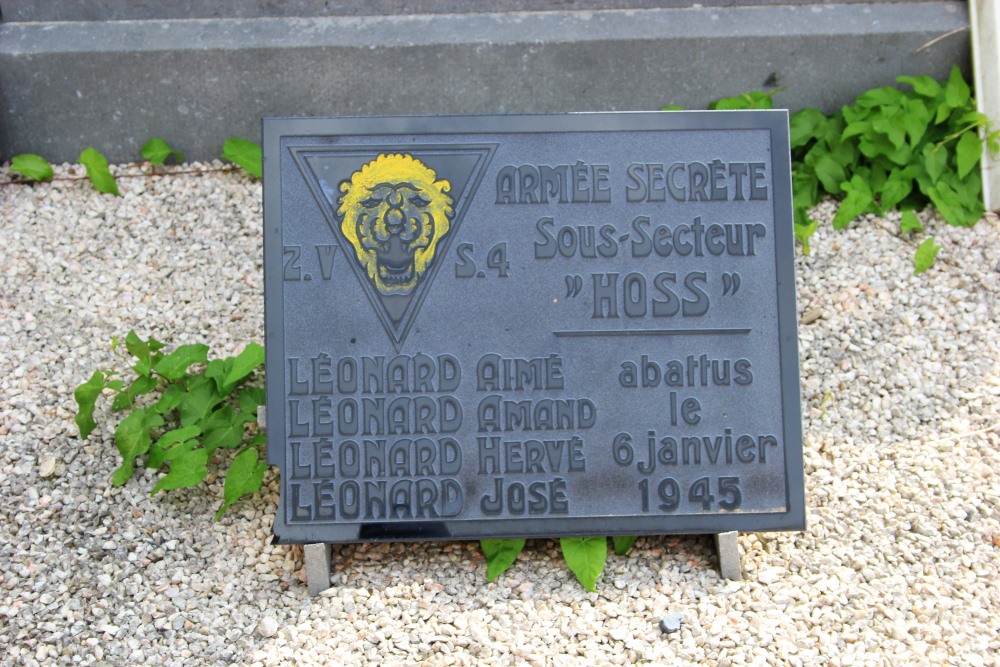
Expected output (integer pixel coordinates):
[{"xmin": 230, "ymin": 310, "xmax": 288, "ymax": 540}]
[
  {"xmin": 710, "ymin": 89, "xmax": 782, "ymax": 111},
  {"xmin": 10, "ymin": 153, "xmax": 54, "ymax": 182},
  {"xmin": 141, "ymin": 137, "xmax": 185, "ymax": 167},
  {"xmin": 5, "ymin": 149, "xmax": 116, "ymax": 189},
  {"xmin": 913, "ymin": 237, "xmax": 942, "ymax": 276},
  {"xmin": 78, "ymin": 147, "xmax": 120, "ymax": 196},
  {"xmin": 480, "ymin": 535, "xmax": 636, "ymax": 590},
  {"xmin": 792, "ymin": 67, "xmax": 993, "ymax": 236},
  {"xmin": 74, "ymin": 331, "xmax": 268, "ymax": 519},
  {"xmin": 5, "ymin": 136, "xmax": 261, "ymax": 191},
  {"xmin": 560, "ymin": 537, "xmax": 608, "ymax": 592},
  {"xmin": 665, "ymin": 67, "xmax": 998, "ymax": 273},
  {"xmin": 612, "ymin": 535, "xmax": 637, "ymax": 555},
  {"xmin": 222, "ymin": 138, "xmax": 263, "ymax": 178},
  {"xmin": 900, "ymin": 210, "xmax": 924, "ymax": 234},
  {"xmin": 481, "ymin": 538, "xmax": 526, "ymax": 582}
]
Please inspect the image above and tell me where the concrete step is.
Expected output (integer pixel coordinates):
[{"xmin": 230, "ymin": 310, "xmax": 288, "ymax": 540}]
[{"xmin": 0, "ymin": 1, "xmax": 969, "ymax": 163}]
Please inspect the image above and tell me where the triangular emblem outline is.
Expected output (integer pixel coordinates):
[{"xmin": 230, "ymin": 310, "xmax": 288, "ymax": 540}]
[{"xmin": 291, "ymin": 143, "xmax": 497, "ymax": 351}]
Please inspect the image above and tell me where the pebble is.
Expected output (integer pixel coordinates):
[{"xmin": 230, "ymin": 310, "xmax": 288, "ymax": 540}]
[
  {"xmin": 1, "ymin": 163, "xmax": 998, "ymax": 666},
  {"xmin": 257, "ymin": 617, "xmax": 279, "ymax": 639},
  {"xmin": 38, "ymin": 455, "xmax": 57, "ymax": 478},
  {"xmin": 756, "ymin": 568, "xmax": 782, "ymax": 585},
  {"xmin": 659, "ymin": 613, "xmax": 683, "ymax": 634}
]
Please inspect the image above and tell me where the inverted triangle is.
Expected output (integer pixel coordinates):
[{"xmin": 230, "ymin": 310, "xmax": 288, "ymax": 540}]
[{"xmin": 292, "ymin": 144, "xmax": 496, "ymax": 351}]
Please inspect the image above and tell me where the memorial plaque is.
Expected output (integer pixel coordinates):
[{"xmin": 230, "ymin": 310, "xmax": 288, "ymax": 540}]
[{"xmin": 263, "ymin": 112, "xmax": 805, "ymax": 543}]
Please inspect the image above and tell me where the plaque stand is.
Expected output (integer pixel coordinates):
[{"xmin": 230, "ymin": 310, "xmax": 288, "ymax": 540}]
[
  {"xmin": 304, "ymin": 543, "xmax": 334, "ymax": 595},
  {"xmin": 714, "ymin": 531, "xmax": 743, "ymax": 580},
  {"xmin": 301, "ymin": 534, "xmax": 742, "ymax": 596},
  {"xmin": 259, "ymin": 408, "xmax": 337, "ymax": 596}
]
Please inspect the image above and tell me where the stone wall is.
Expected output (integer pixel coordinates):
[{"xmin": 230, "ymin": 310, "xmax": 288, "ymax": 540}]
[{"xmin": 0, "ymin": 1, "xmax": 970, "ymax": 162}]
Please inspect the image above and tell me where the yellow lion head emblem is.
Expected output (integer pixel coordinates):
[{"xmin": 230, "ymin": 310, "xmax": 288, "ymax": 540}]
[{"xmin": 337, "ymin": 154, "xmax": 454, "ymax": 296}]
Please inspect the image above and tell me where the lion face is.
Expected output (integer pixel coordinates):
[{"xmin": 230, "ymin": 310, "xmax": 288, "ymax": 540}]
[{"xmin": 337, "ymin": 154, "xmax": 454, "ymax": 296}]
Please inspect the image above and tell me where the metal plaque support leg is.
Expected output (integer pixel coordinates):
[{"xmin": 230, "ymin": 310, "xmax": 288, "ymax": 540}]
[
  {"xmin": 261, "ymin": 407, "xmax": 336, "ymax": 596},
  {"xmin": 304, "ymin": 543, "xmax": 333, "ymax": 596},
  {"xmin": 714, "ymin": 531, "xmax": 743, "ymax": 581}
]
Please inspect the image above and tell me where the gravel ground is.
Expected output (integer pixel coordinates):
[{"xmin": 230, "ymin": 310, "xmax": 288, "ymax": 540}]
[{"xmin": 1, "ymin": 162, "xmax": 998, "ymax": 666}]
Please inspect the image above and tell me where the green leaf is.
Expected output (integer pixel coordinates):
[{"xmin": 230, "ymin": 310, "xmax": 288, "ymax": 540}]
[
  {"xmin": 612, "ymin": 536, "xmax": 637, "ymax": 556},
  {"xmin": 480, "ymin": 539, "xmax": 526, "ymax": 582},
  {"xmin": 147, "ymin": 425, "xmax": 201, "ymax": 469},
  {"xmin": 794, "ymin": 216, "xmax": 819, "ymax": 254},
  {"xmin": 811, "ymin": 153, "xmax": 848, "ymax": 194},
  {"xmin": 153, "ymin": 343, "xmax": 210, "ymax": 381},
  {"xmin": 913, "ymin": 237, "xmax": 941, "ymax": 275},
  {"xmin": 855, "ymin": 86, "xmax": 904, "ymax": 109},
  {"xmin": 952, "ymin": 170, "xmax": 984, "ymax": 215},
  {"xmin": 842, "ymin": 118, "xmax": 871, "ymax": 140},
  {"xmin": 710, "ymin": 91, "xmax": 774, "ymax": 111},
  {"xmin": 74, "ymin": 370, "xmax": 106, "ymax": 439},
  {"xmin": 239, "ymin": 387, "xmax": 266, "ymax": 417},
  {"xmin": 900, "ymin": 210, "xmax": 924, "ymax": 234},
  {"xmin": 125, "ymin": 330, "xmax": 152, "ymax": 371},
  {"xmin": 944, "ymin": 66, "xmax": 970, "ymax": 109},
  {"xmin": 986, "ymin": 128, "xmax": 1000, "ymax": 154},
  {"xmin": 178, "ymin": 375, "xmax": 225, "ymax": 427},
  {"xmin": 789, "ymin": 108, "xmax": 827, "ymax": 149},
  {"xmin": 955, "ymin": 131, "xmax": 982, "ymax": 179},
  {"xmin": 935, "ymin": 98, "xmax": 953, "ymax": 124},
  {"xmin": 112, "ymin": 408, "xmax": 165, "ymax": 486},
  {"xmin": 560, "ymin": 537, "xmax": 607, "ymax": 592},
  {"xmin": 792, "ymin": 170, "xmax": 820, "ymax": 210},
  {"xmin": 10, "ymin": 154, "xmax": 54, "ymax": 182},
  {"xmin": 222, "ymin": 138, "xmax": 262, "ymax": 178},
  {"xmin": 216, "ymin": 447, "xmax": 269, "ymax": 520},
  {"xmin": 111, "ymin": 374, "xmax": 158, "ymax": 411},
  {"xmin": 897, "ymin": 75, "xmax": 942, "ymax": 99},
  {"xmin": 901, "ymin": 98, "xmax": 932, "ymax": 146},
  {"xmin": 956, "ymin": 108, "xmax": 986, "ymax": 125},
  {"xmin": 202, "ymin": 405, "xmax": 251, "ymax": 454},
  {"xmin": 841, "ymin": 103, "xmax": 865, "ymax": 128},
  {"xmin": 922, "ymin": 143, "xmax": 948, "ymax": 184},
  {"xmin": 205, "ymin": 358, "xmax": 230, "ymax": 393},
  {"xmin": 152, "ymin": 442, "xmax": 209, "ymax": 494},
  {"xmin": 159, "ymin": 426, "xmax": 203, "ymax": 447},
  {"xmin": 825, "ymin": 126, "xmax": 857, "ymax": 167},
  {"xmin": 222, "ymin": 343, "xmax": 265, "ymax": 390},
  {"xmin": 141, "ymin": 137, "xmax": 184, "ymax": 166},
  {"xmin": 880, "ymin": 169, "xmax": 913, "ymax": 211},
  {"xmin": 858, "ymin": 132, "xmax": 912, "ymax": 166},
  {"xmin": 78, "ymin": 147, "xmax": 120, "ymax": 196},
  {"xmin": 833, "ymin": 175, "xmax": 874, "ymax": 229},
  {"xmin": 925, "ymin": 180, "xmax": 982, "ymax": 227},
  {"xmin": 660, "ymin": 104, "xmax": 685, "ymax": 111},
  {"xmin": 249, "ymin": 430, "xmax": 266, "ymax": 448},
  {"xmin": 152, "ymin": 383, "xmax": 184, "ymax": 414},
  {"xmin": 872, "ymin": 111, "xmax": 907, "ymax": 151}
]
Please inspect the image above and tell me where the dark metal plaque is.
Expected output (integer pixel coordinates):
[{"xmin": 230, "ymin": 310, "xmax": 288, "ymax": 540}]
[{"xmin": 263, "ymin": 112, "xmax": 804, "ymax": 543}]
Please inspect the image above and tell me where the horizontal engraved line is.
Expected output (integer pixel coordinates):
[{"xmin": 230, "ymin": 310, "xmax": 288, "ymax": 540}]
[{"xmin": 553, "ymin": 328, "xmax": 751, "ymax": 337}]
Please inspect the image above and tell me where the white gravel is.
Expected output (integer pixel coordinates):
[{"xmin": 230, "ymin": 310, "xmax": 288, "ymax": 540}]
[{"xmin": 1, "ymin": 162, "xmax": 998, "ymax": 666}]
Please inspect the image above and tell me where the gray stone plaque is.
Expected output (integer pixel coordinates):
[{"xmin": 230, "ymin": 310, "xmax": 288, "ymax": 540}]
[{"xmin": 263, "ymin": 112, "xmax": 805, "ymax": 543}]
